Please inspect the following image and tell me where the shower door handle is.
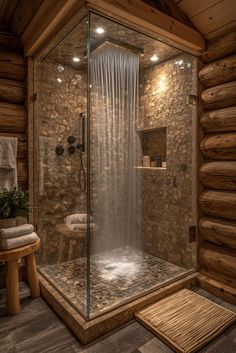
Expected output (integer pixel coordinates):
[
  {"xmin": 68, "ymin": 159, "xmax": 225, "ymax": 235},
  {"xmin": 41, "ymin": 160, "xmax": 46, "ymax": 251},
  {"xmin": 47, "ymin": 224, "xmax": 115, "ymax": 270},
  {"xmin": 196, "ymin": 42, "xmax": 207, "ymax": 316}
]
[{"xmin": 80, "ymin": 112, "xmax": 86, "ymax": 152}]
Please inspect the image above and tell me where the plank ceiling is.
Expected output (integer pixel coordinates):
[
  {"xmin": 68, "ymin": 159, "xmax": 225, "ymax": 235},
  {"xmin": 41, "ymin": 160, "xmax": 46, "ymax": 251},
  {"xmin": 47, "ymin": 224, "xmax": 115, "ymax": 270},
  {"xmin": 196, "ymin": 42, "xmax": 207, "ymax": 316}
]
[
  {"xmin": 0, "ymin": 0, "xmax": 235, "ymax": 41},
  {"xmin": 0, "ymin": 0, "xmax": 43, "ymax": 36},
  {"xmin": 176, "ymin": 0, "xmax": 236, "ymax": 39}
]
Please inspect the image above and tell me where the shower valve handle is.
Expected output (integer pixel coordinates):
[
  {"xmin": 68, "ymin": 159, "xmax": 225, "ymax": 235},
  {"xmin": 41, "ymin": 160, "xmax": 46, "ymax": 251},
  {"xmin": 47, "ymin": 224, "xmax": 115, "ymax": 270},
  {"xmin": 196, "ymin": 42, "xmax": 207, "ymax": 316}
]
[{"xmin": 76, "ymin": 143, "xmax": 83, "ymax": 150}]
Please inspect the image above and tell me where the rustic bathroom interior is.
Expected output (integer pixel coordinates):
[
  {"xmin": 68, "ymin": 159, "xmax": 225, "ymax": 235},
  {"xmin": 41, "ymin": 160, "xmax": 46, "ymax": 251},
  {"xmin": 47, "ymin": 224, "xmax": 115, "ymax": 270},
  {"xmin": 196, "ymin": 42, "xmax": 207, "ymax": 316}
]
[{"xmin": 33, "ymin": 12, "xmax": 197, "ymax": 319}]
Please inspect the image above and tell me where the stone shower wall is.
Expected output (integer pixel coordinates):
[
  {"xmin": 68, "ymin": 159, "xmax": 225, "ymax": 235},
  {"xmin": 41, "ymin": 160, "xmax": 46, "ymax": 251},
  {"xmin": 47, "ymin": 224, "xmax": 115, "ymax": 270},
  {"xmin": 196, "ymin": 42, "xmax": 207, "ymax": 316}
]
[
  {"xmin": 34, "ymin": 53, "xmax": 197, "ymax": 270},
  {"xmin": 139, "ymin": 53, "xmax": 197, "ymax": 268},
  {"xmin": 34, "ymin": 61, "xmax": 87, "ymax": 265}
]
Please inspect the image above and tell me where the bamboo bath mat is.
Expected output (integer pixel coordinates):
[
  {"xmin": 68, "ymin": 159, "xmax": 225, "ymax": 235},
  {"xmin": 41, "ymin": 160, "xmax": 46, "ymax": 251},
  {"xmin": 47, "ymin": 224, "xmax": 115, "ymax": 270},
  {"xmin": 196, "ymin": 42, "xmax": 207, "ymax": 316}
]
[{"xmin": 135, "ymin": 289, "xmax": 236, "ymax": 353}]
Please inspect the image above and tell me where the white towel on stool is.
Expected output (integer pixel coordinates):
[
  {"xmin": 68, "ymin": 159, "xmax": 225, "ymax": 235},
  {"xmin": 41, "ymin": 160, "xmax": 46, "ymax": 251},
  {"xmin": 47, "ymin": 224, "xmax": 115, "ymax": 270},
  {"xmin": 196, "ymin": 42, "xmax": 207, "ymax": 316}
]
[
  {"xmin": 64, "ymin": 213, "xmax": 94, "ymax": 225},
  {"xmin": 0, "ymin": 224, "xmax": 34, "ymax": 239},
  {"xmin": 0, "ymin": 232, "xmax": 38, "ymax": 250},
  {"xmin": 0, "ymin": 136, "xmax": 18, "ymax": 191},
  {"xmin": 66, "ymin": 223, "xmax": 95, "ymax": 231}
]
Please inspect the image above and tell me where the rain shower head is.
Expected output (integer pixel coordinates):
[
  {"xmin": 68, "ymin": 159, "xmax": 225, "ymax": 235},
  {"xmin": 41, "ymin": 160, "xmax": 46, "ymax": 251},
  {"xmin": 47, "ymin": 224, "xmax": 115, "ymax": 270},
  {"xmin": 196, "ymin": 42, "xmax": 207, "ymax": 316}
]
[{"xmin": 91, "ymin": 37, "xmax": 144, "ymax": 55}]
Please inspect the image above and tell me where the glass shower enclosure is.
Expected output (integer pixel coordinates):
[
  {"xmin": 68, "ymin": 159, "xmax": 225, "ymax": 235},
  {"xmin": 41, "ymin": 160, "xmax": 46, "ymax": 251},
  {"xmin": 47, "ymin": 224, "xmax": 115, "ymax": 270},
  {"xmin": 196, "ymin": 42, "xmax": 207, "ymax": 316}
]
[{"xmin": 33, "ymin": 11, "xmax": 197, "ymax": 319}]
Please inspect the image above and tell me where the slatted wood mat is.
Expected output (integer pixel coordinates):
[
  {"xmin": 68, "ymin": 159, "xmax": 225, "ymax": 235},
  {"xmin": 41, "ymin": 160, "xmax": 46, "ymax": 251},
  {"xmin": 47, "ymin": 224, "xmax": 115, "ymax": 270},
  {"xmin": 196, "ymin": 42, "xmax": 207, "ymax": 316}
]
[{"xmin": 135, "ymin": 289, "xmax": 236, "ymax": 353}]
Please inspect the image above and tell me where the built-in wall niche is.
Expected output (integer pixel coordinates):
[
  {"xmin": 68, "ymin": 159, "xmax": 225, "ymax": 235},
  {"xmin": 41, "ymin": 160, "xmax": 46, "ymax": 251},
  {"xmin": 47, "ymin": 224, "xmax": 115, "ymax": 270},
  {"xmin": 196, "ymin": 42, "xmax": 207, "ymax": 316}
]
[{"xmin": 138, "ymin": 127, "xmax": 166, "ymax": 169}]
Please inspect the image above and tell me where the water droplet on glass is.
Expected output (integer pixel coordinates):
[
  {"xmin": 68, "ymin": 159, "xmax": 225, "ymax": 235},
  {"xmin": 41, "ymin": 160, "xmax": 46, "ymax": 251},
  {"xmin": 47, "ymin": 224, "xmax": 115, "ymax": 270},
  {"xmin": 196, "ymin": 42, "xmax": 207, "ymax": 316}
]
[{"xmin": 57, "ymin": 65, "xmax": 64, "ymax": 72}]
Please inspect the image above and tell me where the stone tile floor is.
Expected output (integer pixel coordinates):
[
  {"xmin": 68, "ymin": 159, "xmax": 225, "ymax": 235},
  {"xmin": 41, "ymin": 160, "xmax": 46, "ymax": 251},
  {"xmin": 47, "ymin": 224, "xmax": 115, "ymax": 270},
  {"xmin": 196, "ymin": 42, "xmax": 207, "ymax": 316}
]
[
  {"xmin": 39, "ymin": 246, "xmax": 186, "ymax": 317},
  {"xmin": 0, "ymin": 283, "xmax": 236, "ymax": 353}
]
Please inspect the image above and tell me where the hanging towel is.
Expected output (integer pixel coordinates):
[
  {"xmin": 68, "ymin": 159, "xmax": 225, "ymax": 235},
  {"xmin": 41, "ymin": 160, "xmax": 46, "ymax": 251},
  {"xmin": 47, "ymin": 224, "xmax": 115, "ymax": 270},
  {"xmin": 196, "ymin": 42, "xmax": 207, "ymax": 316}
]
[
  {"xmin": 0, "ymin": 232, "xmax": 39, "ymax": 250},
  {"xmin": 0, "ymin": 224, "xmax": 34, "ymax": 239},
  {"xmin": 0, "ymin": 136, "xmax": 18, "ymax": 191},
  {"xmin": 64, "ymin": 213, "xmax": 94, "ymax": 225}
]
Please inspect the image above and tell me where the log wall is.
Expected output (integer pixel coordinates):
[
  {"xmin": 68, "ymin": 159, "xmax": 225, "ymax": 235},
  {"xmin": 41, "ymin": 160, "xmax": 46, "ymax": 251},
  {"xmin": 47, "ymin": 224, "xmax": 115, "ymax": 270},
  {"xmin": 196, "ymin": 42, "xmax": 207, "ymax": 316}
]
[
  {"xmin": 0, "ymin": 29, "xmax": 27, "ymax": 190},
  {"xmin": 199, "ymin": 30, "xmax": 236, "ymax": 304}
]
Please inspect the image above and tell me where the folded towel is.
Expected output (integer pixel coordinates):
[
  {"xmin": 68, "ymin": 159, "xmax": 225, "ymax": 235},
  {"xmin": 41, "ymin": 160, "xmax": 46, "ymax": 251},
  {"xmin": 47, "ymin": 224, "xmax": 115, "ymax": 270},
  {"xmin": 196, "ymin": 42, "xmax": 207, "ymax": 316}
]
[
  {"xmin": 66, "ymin": 223, "xmax": 95, "ymax": 231},
  {"xmin": 64, "ymin": 213, "xmax": 94, "ymax": 225},
  {"xmin": 0, "ymin": 232, "xmax": 39, "ymax": 250},
  {"xmin": 0, "ymin": 224, "xmax": 34, "ymax": 239}
]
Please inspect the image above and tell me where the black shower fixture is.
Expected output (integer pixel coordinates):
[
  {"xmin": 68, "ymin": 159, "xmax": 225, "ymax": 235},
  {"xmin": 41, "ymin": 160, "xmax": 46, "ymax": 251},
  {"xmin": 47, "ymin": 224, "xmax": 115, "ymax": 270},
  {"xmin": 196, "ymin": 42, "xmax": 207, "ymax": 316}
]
[
  {"xmin": 68, "ymin": 145, "xmax": 77, "ymax": 155},
  {"xmin": 67, "ymin": 135, "xmax": 76, "ymax": 144},
  {"xmin": 55, "ymin": 145, "xmax": 64, "ymax": 156}
]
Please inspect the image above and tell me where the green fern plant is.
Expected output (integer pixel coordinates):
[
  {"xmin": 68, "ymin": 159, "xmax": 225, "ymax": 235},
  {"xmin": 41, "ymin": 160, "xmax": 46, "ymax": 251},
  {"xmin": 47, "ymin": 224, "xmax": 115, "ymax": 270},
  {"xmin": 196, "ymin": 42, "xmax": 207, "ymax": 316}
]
[{"xmin": 0, "ymin": 189, "xmax": 29, "ymax": 219}]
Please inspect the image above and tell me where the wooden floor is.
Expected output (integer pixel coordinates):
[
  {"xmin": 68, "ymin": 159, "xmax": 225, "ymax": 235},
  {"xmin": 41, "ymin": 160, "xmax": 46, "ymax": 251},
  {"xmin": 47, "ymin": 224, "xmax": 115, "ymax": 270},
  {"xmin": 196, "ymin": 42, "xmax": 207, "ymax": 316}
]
[{"xmin": 0, "ymin": 283, "xmax": 236, "ymax": 353}]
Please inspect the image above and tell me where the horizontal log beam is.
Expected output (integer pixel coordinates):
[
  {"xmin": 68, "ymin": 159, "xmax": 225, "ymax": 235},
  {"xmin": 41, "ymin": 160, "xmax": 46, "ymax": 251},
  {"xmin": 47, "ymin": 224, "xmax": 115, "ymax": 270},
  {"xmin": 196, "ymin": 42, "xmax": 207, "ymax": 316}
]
[
  {"xmin": 0, "ymin": 30, "xmax": 23, "ymax": 54},
  {"xmin": 201, "ymin": 81, "xmax": 236, "ymax": 110},
  {"xmin": 199, "ymin": 54, "xmax": 236, "ymax": 88},
  {"xmin": 199, "ymin": 217, "xmax": 236, "ymax": 249},
  {"xmin": 197, "ymin": 274, "xmax": 236, "ymax": 305},
  {"xmin": 199, "ymin": 161, "xmax": 236, "ymax": 190},
  {"xmin": 201, "ymin": 30, "xmax": 236, "ymax": 63},
  {"xmin": 0, "ymin": 78, "xmax": 25, "ymax": 103},
  {"xmin": 200, "ymin": 106, "xmax": 236, "ymax": 133},
  {"xmin": 0, "ymin": 102, "xmax": 26, "ymax": 133},
  {"xmin": 0, "ymin": 51, "xmax": 25, "ymax": 82},
  {"xmin": 199, "ymin": 190, "xmax": 236, "ymax": 221},
  {"xmin": 17, "ymin": 141, "xmax": 27, "ymax": 160},
  {"xmin": 200, "ymin": 133, "xmax": 236, "ymax": 160},
  {"xmin": 0, "ymin": 132, "xmax": 27, "ymax": 142},
  {"xmin": 199, "ymin": 243, "xmax": 236, "ymax": 288}
]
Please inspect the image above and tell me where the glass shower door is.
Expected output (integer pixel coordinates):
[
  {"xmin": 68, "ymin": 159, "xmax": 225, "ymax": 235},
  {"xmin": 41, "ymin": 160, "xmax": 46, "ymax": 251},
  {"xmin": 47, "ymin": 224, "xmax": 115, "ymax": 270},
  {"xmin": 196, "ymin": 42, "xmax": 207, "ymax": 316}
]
[{"xmin": 88, "ymin": 12, "xmax": 197, "ymax": 318}]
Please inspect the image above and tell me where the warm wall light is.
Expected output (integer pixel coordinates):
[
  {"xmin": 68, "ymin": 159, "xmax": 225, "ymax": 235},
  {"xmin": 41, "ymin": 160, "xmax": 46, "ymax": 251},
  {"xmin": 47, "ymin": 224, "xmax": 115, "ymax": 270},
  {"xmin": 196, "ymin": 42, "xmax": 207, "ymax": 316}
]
[
  {"xmin": 96, "ymin": 27, "xmax": 105, "ymax": 34},
  {"xmin": 73, "ymin": 57, "xmax": 80, "ymax": 62},
  {"xmin": 150, "ymin": 54, "xmax": 159, "ymax": 62},
  {"xmin": 57, "ymin": 78, "xmax": 62, "ymax": 83},
  {"xmin": 158, "ymin": 74, "xmax": 167, "ymax": 92}
]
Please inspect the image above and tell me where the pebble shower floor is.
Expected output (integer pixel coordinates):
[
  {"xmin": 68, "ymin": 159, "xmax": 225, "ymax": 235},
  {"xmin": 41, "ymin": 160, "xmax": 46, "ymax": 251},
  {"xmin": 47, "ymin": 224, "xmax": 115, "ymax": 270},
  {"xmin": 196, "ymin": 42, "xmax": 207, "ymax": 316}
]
[{"xmin": 39, "ymin": 246, "xmax": 186, "ymax": 317}]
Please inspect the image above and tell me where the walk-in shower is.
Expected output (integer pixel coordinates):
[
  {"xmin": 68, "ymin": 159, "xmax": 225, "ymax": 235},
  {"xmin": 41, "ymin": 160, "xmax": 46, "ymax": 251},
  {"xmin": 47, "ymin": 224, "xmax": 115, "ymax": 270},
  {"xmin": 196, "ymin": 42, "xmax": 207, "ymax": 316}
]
[{"xmin": 33, "ymin": 11, "xmax": 197, "ymax": 319}]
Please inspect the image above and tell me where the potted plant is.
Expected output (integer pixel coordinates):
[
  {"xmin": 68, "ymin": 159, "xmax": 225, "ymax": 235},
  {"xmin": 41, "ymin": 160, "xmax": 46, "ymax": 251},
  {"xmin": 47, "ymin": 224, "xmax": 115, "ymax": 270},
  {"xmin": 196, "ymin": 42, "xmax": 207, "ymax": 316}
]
[{"xmin": 0, "ymin": 189, "xmax": 29, "ymax": 228}]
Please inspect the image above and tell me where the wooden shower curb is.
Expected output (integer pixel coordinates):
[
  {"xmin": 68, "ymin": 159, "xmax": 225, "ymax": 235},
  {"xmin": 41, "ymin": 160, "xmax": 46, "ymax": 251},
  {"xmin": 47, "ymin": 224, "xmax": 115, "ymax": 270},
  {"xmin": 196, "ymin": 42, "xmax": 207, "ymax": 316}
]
[{"xmin": 38, "ymin": 272, "xmax": 197, "ymax": 344}]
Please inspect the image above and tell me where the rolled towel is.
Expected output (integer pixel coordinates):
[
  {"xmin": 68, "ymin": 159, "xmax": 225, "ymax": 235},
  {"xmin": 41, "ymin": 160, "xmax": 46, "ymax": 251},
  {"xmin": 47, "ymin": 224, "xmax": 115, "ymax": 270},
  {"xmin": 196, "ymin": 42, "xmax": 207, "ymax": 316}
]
[
  {"xmin": 66, "ymin": 223, "xmax": 95, "ymax": 231},
  {"xmin": 0, "ymin": 232, "xmax": 39, "ymax": 250},
  {"xmin": 64, "ymin": 213, "xmax": 94, "ymax": 225},
  {"xmin": 0, "ymin": 224, "xmax": 34, "ymax": 239}
]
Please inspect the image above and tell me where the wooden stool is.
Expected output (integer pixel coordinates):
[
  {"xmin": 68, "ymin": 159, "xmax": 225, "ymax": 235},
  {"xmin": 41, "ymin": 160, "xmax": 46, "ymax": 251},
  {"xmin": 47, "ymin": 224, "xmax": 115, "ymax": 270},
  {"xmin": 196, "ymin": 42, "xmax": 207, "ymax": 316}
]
[
  {"xmin": 57, "ymin": 224, "xmax": 87, "ymax": 263},
  {"xmin": 0, "ymin": 239, "xmax": 40, "ymax": 315}
]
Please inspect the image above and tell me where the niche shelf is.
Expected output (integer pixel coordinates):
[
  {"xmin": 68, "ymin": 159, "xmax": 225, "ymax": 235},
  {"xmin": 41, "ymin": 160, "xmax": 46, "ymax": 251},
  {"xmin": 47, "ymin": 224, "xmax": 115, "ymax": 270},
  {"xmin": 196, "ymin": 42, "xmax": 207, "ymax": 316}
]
[
  {"xmin": 135, "ymin": 166, "xmax": 166, "ymax": 170},
  {"xmin": 138, "ymin": 127, "xmax": 167, "ymax": 168}
]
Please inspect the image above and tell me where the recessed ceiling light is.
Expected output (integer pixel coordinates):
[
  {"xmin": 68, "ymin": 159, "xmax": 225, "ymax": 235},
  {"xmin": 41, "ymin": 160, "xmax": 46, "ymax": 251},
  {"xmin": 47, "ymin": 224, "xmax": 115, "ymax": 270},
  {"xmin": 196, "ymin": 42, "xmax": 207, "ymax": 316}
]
[
  {"xmin": 150, "ymin": 54, "xmax": 159, "ymax": 62},
  {"xmin": 96, "ymin": 27, "xmax": 105, "ymax": 34},
  {"xmin": 73, "ymin": 57, "xmax": 80, "ymax": 62},
  {"xmin": 57, "ymin": 78, "xmax": 62, "ymax": 83}
]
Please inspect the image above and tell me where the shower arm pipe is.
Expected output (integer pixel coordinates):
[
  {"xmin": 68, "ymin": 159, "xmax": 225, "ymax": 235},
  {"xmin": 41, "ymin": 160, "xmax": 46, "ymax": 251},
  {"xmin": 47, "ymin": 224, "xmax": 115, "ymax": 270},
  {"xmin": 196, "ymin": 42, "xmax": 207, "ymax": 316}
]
[{"xmin": 90, "ymin": 37, "xmax": 144, "ymax": 55}]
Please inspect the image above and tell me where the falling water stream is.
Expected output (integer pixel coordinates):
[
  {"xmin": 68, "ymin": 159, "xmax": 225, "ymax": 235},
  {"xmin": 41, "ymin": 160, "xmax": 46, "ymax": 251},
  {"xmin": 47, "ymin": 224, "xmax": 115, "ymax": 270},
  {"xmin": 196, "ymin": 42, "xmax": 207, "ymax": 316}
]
[{"xmin": 91, "ymin": 42, "xmax": 141, "ymax": 253}]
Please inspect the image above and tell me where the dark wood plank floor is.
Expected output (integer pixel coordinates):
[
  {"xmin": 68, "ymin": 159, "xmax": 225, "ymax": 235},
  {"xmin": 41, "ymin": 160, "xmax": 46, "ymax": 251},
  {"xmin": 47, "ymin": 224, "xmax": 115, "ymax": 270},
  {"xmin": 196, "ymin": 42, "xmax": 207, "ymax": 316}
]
[{"xmin": 0, "ymin": 284, "xmax": 236, "ymax": 353}]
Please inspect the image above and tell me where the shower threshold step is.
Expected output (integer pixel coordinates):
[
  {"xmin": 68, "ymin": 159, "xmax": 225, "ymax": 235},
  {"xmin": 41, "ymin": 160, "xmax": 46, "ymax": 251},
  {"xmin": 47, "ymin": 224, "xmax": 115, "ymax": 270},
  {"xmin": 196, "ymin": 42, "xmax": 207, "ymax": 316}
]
[{"xmin": 39, "ymin": 271, "xmax": 198, "ymax": 345}]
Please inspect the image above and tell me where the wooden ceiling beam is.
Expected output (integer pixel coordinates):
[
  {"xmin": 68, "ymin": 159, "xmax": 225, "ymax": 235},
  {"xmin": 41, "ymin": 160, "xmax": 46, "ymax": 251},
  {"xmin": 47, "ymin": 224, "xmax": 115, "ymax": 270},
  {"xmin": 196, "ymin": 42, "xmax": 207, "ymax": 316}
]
[
  {"xmin": 86, "ymin": 0, "xmax": 205, "ymax": 54},
  {"xmin": 21, "ymin": 0, "xmax": 86, "ymax": 57},
  {"xmin": 21, "ymin": 0, "xmax": 204, "ymax": 57}
]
